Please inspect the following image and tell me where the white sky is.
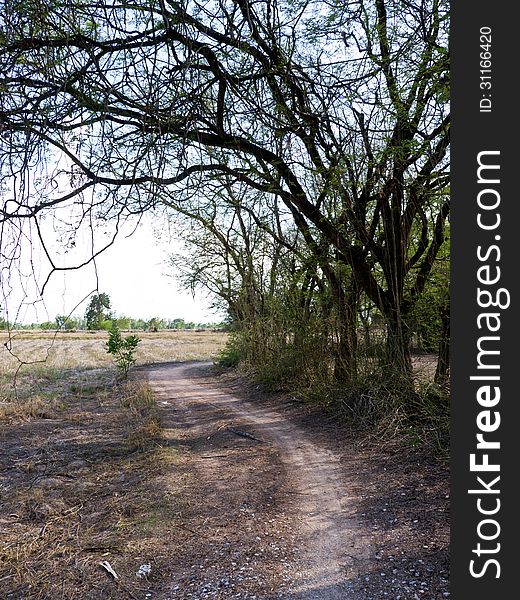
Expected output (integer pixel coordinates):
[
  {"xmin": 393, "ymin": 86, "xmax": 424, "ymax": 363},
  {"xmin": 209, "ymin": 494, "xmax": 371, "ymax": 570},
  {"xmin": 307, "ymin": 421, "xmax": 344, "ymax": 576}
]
[{"xmin": 5, "ymin": 218, "xmax": 223, "ymax": 325}]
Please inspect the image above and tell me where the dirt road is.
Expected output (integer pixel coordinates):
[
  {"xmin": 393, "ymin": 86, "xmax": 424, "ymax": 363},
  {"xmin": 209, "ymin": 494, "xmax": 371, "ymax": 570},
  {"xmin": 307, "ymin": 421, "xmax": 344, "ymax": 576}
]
[
  {"xmin": 147, "ymin": 361, "xmax": 372, "ymax": 599},
  {"xmin": 1, "ymin": 351, "xmax": 448, "ymax": 599}
]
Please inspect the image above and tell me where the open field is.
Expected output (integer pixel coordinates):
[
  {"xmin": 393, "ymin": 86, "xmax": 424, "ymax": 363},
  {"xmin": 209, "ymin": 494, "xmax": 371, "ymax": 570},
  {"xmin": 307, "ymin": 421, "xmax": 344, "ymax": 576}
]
[
  {"xmin": 0, "ymin": 331, "xmax": 228, "ymax": 599},
  {"xmin": 1, "ymin": 330, "xmax": 229, "ymax": 373},
  {"xmin": 0, "ymin": 330, "xmax": 228, "ymax": 402}
]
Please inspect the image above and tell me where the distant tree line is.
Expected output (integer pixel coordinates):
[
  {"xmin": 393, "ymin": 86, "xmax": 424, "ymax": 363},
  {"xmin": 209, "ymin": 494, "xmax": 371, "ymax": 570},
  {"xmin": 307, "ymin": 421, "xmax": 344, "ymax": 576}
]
[
  {"xmin": 2, "ymin": 317, "xmax": 224, "ymax": 332},
  {"xmin": 0, "ymin": 294, "xmax": 224, "ymax": 332}
]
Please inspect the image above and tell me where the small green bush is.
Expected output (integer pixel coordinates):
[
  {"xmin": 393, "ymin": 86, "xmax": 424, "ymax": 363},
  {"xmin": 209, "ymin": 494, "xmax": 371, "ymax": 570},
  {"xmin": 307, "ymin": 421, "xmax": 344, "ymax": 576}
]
[
  {"xmin": 217, "ymin": 335, "xmax": 242, "ymax": 368},
  {"xmin": 106, "ymin": 325, "xmax": 141, "ymax": 377}
]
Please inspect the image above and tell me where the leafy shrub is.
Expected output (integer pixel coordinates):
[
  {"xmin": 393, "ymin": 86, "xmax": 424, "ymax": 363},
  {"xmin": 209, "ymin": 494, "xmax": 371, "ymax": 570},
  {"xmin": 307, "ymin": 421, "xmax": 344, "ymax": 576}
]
[
  {"xmin": 105, "ymin": 325, "xmax": 141, "ymax": 377},
  {"xmin": 217, "ymin": 334, "xmax": 242, "ymax": 368}
]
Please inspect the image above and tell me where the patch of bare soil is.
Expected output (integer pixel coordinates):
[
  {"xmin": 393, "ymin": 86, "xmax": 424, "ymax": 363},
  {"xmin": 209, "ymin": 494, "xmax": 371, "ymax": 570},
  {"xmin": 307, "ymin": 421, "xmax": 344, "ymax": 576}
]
[
  {"xmin": 146, "ymin": 362, "xmax": 450, "ymax": 600},
  {"xmin": 0, "ymin": 371, "xmax": 191, "ymax": 599}
]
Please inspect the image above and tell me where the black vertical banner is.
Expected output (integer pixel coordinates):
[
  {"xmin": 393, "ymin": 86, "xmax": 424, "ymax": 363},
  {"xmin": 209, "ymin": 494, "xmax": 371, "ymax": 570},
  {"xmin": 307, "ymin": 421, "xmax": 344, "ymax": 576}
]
[{"xmin": 452, "ymin": 2, "xmax": 517, "ymax": 597}]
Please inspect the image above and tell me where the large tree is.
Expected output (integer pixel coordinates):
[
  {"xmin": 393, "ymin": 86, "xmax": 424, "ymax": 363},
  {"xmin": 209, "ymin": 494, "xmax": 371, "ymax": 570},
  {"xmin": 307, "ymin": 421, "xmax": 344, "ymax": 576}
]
[
  {"xmin": 84, "ymin": 292, "xmax": 111, "ymax": 329},
  {"xmin": 0, "ymin": 0, "xmax": 449, "ymax": 383}
]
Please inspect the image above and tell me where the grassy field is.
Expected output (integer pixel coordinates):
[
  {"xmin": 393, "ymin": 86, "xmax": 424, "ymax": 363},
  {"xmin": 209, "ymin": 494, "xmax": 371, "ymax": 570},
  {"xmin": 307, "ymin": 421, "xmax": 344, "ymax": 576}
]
[
  {"xmin": 0, "ymin": 330, "xmax": 228, "ymax": 599},
  {"xmin": 0, "ymin": 330, "xmax": 228, "ymax": 401},
  {"xmin": 1, "ymin": 329, "xmax": 228, "ymax": 372}
]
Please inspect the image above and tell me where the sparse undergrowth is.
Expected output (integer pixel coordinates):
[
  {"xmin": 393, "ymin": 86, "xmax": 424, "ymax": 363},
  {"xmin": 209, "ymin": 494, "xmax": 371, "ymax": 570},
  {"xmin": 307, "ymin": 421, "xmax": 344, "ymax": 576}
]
[
  {"xmin": 0, "ymin": 331, "xmax": 228, "ymax": 599},
  {"xmin": 218, "ymin": 337, "xmax": 450, "ymax": 458},
  {"xmin": 0, "ymin": 369, "xmax": 186, "ymax": 599},
  {"xmin": 305, "ymin": 374, "xmax": 450, "ymax": 458}
]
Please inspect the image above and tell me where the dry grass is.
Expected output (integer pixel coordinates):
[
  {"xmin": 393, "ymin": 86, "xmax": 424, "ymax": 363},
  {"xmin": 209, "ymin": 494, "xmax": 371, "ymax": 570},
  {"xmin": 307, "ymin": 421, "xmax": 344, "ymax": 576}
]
[
  {"xmin": 120, "ymin": 381, "xmax": 163, "ymax": 452},
  {"xmin": 0, "ymin": 330, "xmax": 227, "ymax": 405},
  {"xmin": 0, "ymin": 395, "xmax": 57, "ymax": 422},
  {"xmin": 119, "ymin": 381, "xmax": 156, "ymax": 413},
  {"xmin": 0, "ymin": 373, "xmax": 185, "ymax": 599},
  {"xmin": 0, "ymin": 330, "xmax": 226, "ymax": 598},
  {"xmin": 1, "ymin": 330, "xmax": 228, "ymax": 373}
]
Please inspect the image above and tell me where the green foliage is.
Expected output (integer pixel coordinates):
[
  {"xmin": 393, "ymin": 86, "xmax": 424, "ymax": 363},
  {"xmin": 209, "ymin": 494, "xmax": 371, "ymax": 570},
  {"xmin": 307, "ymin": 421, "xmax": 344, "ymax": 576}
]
[
  {"xmin": 100, "ymin": 319, "xmax": 114, "ymax": 331},
  {"xmin": 0, "ymin": 306, "xmax": 12, "ymax": 330},
  {"xmin": 55, "ymin": 315, "xmax": 81, "ymax": 330},
  {"xmin": 147, "ymin": 317, "xmax": 165, "ymax": 332},
  {"xmin": 105, "ymin": 325, "xmax": 141, "ymax": 377},
  {"xmin": 115, "ymin": 316, "xmax": 132, "ymax": 330},
  {"xmin": 408, "ymin": 235, "xmax": 450, "ymax": 351},
  {"xmin": 217, "ymin": 334, "xmax": 242, "ymax": 368},
  {"xmin": 85, "ymin": 293, "xmax": 112, "ymax": 330},
  {"xmin": 169, "ymin": 318, "xmax": 186, "ymax": 330}
]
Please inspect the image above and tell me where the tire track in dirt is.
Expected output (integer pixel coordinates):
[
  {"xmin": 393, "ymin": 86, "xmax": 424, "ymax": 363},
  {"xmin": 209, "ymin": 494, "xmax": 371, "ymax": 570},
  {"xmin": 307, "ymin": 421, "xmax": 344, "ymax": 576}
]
[{"xmin": 147, "ymin": 361, "xmax": 371, "ymax": 599}]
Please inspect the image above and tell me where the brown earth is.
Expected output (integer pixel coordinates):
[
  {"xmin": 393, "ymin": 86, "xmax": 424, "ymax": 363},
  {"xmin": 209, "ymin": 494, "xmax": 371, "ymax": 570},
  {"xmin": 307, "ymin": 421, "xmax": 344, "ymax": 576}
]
[
  {"xmin": 0, "ymin": 359, "xmax": 449, "ymax": 599},
  {"xmin": 144, "ymin": 361, "xmax": 450, "ymax": 599}
]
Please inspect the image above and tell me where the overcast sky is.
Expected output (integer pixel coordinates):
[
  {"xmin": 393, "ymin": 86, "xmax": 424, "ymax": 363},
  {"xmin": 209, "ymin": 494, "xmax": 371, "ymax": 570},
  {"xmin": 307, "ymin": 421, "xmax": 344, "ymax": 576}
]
[{"xmin": 5, "ymin": 218, "xmax": 223, "ymax": 325}]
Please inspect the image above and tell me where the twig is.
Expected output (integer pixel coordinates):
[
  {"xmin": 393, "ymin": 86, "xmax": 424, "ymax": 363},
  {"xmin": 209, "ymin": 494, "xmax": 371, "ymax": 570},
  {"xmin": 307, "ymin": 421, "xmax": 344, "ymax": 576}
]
[
  {"xmin": 51, "ymin": 473, "xmax": 77, "ymax": 480},
  {"xmin": 172, "ymin": 522, "xmax": 198, "ymax": 535},
  {"xmin": 82, "ymin": 546, "xmax": 120, "ymax": 553},
  {"xmin": 200, "ymin": 454, "xmax": 230, "ymax": 458},
  {"xmin": 227, "ymin": 427, "xmax": 264, "ymax": 443}
]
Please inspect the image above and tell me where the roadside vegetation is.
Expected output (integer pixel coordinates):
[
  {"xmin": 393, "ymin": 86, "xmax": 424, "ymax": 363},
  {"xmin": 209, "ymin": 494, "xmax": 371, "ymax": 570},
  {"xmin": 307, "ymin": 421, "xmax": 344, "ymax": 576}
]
[
  {"xmin": 206, "ymin": 231, "xmax": 450, "ymax": 456},
  {"xmin": 218, "ymin": 331, "xmax": 449, "ymax": 457}
]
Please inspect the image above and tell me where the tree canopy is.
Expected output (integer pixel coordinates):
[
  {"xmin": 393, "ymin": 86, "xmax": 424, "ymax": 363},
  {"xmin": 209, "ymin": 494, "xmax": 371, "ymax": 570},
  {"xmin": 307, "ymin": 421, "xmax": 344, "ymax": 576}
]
[
  {"xmin": 84, "ymin": 292, "xmax": 112, "ymax": 329},
  {"xmin": 1, "ymin": 0, "xmax": 450, "ymax": 383}
]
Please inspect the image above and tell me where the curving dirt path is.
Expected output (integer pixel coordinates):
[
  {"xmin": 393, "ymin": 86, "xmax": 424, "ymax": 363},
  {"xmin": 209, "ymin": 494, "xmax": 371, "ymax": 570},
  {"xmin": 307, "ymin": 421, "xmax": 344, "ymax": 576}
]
[{"xmin": 146, "ymin": 361, "xmax": 372, "ymax": 599}]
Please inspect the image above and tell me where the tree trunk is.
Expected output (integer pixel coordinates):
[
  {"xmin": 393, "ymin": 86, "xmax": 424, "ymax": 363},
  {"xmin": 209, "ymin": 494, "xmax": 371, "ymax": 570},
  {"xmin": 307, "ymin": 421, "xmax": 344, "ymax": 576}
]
[
  {"xmin": 384, "ymin": 310, "xmax": 413, "ymax": 387},
  {"xmin": 334, "ymin": 314, "xmax": 358, "ymax": 384},
  {"xmin": 332, "ymin": 279, "xmax": 359, "ymax": 384}
]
